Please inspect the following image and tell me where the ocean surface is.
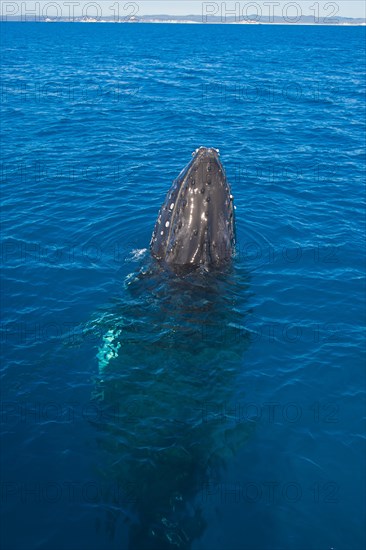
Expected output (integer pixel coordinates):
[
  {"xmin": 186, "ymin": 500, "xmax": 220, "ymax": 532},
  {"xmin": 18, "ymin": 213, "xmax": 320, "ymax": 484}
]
[{"xmin": 1, "ymin": 22, "xmax": 365, "ymax": 550}]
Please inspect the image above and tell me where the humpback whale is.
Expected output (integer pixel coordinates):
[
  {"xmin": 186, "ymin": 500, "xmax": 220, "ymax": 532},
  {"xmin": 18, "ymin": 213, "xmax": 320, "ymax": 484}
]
[
  {"xmin": 150, "ymin": 147, "xmax": 235, "ymax": 269},
  {"xmin": 89, "ymin": 149, "xmax": 253, "ymax": 549}
]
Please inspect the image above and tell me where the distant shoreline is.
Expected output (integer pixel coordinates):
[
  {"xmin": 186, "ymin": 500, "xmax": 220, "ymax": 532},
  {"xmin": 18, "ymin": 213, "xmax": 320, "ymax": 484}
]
[
  {"xmin": 1, "ymin": 14, "xmax": 366, "ymax": 26},
  {"xmin": 1, "ymin": 20, "xmax": 366, "ymax": 26}
]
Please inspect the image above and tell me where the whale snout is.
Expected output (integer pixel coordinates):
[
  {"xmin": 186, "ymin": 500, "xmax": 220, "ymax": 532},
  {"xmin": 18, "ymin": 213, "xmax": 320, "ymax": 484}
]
[
  {"xmin": 191, "ymin": 146, "xmax": 220, "ymax": 158},
  {"xmin": 150, "ymin": 147, "xmax": 235, "ymax": 269}
]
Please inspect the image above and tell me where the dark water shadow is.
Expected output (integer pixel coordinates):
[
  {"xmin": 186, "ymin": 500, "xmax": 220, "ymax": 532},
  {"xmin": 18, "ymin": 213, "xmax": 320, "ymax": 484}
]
[{"xmin": 88, "ymin": 260, "xmax": 255, "ymax": 549}]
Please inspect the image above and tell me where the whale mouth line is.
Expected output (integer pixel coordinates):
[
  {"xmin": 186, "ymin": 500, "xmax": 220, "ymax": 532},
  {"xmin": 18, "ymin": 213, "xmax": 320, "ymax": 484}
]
[{"xmin": 150, "ymin": 147, "xmax": 236, "ymax": 270}]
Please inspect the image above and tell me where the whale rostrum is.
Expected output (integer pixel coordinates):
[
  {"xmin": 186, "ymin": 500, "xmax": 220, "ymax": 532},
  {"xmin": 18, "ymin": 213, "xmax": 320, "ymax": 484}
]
[{"xmin": 150, "ymin": 147, "xmax": 235, "ymax": 268}]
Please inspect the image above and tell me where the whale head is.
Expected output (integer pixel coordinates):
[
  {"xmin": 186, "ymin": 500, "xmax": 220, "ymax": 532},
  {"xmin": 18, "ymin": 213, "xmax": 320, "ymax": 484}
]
[{"xmin": 150, "ymin": 147, "xmax": 235, "ymax": 269}]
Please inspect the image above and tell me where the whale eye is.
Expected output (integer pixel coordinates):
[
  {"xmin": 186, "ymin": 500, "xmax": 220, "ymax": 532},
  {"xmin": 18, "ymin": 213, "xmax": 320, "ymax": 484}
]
[
  {"xmin": 206, "ymin": 196, "xmax": 211, "ymax": 203},
  {"xmin": 207, "ymin": 164, "xmax": 211, "ymax": 172},
  {"xmin": 193, "ymin": 229, "xmax": 198, "ymax": 236}
]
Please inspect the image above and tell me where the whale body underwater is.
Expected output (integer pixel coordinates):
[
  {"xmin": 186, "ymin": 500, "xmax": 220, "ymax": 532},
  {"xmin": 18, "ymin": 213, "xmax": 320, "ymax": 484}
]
[
  {"xmin": 150, "ymin": 147, "xmax": 236, "ymax": 269},
  {"xmin": 91, "ymin": 148, "xmax": 250, "ymax": 550}
]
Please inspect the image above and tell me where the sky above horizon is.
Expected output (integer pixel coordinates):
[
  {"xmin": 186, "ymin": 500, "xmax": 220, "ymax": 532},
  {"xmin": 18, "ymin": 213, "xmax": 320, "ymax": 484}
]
[{"xmin": 5, "ymin": 1, "xmax": 366, "ymax": 19}]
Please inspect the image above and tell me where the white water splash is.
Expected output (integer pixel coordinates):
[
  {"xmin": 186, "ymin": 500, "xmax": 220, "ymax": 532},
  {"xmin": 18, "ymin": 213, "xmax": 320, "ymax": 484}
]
[{"xmin": 126, "ymin": 248, "xmax": 148, "ymax": 262}]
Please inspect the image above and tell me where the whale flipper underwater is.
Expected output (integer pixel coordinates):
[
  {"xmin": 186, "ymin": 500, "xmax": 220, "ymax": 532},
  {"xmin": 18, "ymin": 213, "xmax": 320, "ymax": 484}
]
[
  {"xmin": 90, "ymin": 148, "xmax": 253, "ymax": 550},
  {"xmin": 150, "ymin": 147, "xmax": 236, "ymax": 269}
]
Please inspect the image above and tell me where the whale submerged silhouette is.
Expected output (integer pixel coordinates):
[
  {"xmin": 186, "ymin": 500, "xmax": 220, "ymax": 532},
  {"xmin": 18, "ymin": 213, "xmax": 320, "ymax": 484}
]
[{"xmin": 91, "ymin": 148, "xmax": 252, "ymax": 549}]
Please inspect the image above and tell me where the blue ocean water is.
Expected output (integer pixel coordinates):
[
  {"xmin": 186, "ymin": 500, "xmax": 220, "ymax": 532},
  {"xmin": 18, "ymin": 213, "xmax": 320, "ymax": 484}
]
[{"xmin": 1, "ymin": 22, "xmax": 365, "ymax": 550}]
